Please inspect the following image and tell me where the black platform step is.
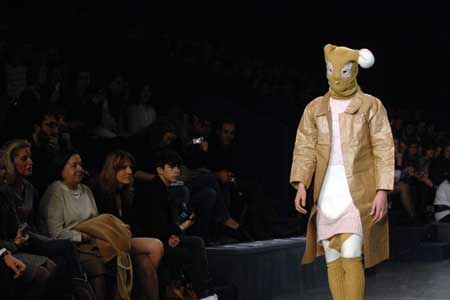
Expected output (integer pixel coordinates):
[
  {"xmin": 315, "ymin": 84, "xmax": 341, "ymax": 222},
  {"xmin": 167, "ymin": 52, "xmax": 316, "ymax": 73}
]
[
  {"xmin": 432, "ymin": 222, "xmax": 450, "ymax": 242},
  {"xmin": 206, "ymin": 237, "xmax": 306, "ymax": 300},
  {"xmin": 389, "ymin": 224, "xmax": 434, "ymax": 261},
  {"xmin": 416, "ymin": 241, "xmax": 450, "ymax": 261}
]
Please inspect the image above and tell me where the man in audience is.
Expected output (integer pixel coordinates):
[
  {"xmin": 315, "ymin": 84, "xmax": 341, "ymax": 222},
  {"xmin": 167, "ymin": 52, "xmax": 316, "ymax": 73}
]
[
  {"xmin": 133, "ymin": 150, "xmax": 218, "ymax": 300},
  {"xmin": 402, "ymin": 139, "xmax": 421, "ymax": 169},
  {"xmin": 208, "ymin": 118, "xmax": 275, "ymax": 240},
  {"xmin": 431, "ymin": 144, "xmax": 450, "ymax": 186},
  {"xmin": 132, "ymin": 118, "xmax": 247, "ymax": 244},
  {"xmin": 29, "ymin": 108, "xmax": 71, "ymax": 195}
]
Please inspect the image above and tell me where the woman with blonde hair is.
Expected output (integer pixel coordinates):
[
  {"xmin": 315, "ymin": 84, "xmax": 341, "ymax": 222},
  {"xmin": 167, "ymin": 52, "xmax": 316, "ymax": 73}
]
[
  {"xmin": 0, "ymin": 139, "xmax": 38, "ymax": 229},
  {"xmin": 0, "ymin": 148, "xmax": 54, "ymax": 300},
  {"xmin": 0, "ymin": 139, "xmax": 96, "ymax": 296},
  {"xmin": 1, "ymin": 140, "xmax": 96, "ymax": 299},
  {"xmin": 94, "ymin": 150, "xmax": 164, "ymax": 300}
]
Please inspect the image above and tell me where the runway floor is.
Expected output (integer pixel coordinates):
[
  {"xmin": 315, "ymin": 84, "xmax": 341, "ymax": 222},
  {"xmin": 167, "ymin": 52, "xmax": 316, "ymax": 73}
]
[{"xmin": 274, "ymin": 259, "xmax": 450, "ymax": 300}]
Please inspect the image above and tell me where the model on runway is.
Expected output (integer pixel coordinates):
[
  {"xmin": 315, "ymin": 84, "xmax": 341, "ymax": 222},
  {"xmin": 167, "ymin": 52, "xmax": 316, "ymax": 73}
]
[{"xmin": 290, "ymin": 44, "xmax": 395, "ymax": 300}]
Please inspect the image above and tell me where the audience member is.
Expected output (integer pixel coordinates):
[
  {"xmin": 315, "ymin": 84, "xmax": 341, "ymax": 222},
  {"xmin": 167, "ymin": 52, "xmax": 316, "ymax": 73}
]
[
  {"xmin": 0, "ymin": 140, "xmax": 95, "ymax": 299},
  {"xmin": 0, "ymin": 150, "xmax": 54, "ymax": 300},
  {"xmin": 389, "ymin": 138, "xmax": 418, "ymax": 223},
  {"xmin": 402, "ymin": 139, "xmax": 421, "ymax": 169},
  {"xmin": 207, "ymin": 118, "xmax": 274, "ymax": 240},
  {"xmin": 29, "ymin": 108, "xmax": 72, "ymax": 195},
  {"xmin": 92, "ymin": 73, "xmax": 130, "ymax": 138},
  {"xmin": 95, "ymin": 150, "xmax": 163, "ymax": 300},
  {"xmin": 431, "ymin": 144, "xmax": 450, "ymax": 186},
  {"xmin": 126, "ymin": 83, "xmax": 157, "ymax": 135},
  {"xmin": 434, "ymin": 165, "xmax": 450, "ymax": 223},
  {"xmin": 40, "ymin": 151, "xmax": 114, "ymax": 300},
  {"xmin": 64, "ymin": 70, "xmax": 98, "ymax": 134},
  {"xmin": 133, "ymin": 150, "xmax": 218, "ymax": 300},
  {"xmin": 175, "ymin": 113, "xmax": 249, "ymax": 243}
]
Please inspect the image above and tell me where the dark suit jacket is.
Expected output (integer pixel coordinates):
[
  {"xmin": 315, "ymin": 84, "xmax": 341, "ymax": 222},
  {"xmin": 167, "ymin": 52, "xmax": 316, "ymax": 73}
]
[{"xmin": 133, "ymin": 176, "xmax": 181, "ymax": 243}]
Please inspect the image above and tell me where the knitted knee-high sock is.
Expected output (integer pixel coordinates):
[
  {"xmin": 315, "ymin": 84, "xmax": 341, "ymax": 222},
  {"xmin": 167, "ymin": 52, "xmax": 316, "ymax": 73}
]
[
  {"xmin": 341, "ymin": 257, "xmax": 365, "ymax": 300},
  {"xmin": 326, "ymin": 258, "xmax": 345, "ymax": 300}
]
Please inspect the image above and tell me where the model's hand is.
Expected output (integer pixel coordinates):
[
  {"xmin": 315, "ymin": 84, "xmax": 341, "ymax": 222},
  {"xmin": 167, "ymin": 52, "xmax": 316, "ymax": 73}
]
[
  {"xmin": 294, "ymin": 183, "xmax": 307, "ymax": 214},
  {"xmin": 370, "ymin": 190, "xmax": 388, "ymax": 223},
  {"xmin": 4, "ymin": 254, "xmax": 26, "ymax": 279}
]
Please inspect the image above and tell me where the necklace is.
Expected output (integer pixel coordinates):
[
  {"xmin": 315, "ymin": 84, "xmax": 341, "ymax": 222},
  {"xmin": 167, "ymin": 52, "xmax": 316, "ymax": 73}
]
[{"xmin": 72, "ymin": 186, "xmax": 81, "ymax": 198}]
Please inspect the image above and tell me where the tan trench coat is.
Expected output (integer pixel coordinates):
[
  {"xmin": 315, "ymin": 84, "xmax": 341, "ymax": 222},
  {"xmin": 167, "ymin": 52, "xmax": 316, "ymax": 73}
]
[{"xmin": 290, "ymin": 88, "xmax": 394, "ymax": 268}]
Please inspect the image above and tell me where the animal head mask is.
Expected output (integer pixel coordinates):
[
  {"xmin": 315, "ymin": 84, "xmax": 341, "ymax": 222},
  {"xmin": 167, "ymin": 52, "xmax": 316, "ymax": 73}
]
[{"xmin": 324, "ymin": 44, "xmax": 375, "ymax": 99}]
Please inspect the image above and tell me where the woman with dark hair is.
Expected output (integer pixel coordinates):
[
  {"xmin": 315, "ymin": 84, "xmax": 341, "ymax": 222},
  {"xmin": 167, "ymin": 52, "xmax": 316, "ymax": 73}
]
[
  {"xmin": 1, "ymin": 140, "xmax": 95, "ymax": 299},
  {"xmin": 94, "ymin": 150, "xmax": 163, "ymax": 300},
  {"xmin": 40, "ymin": 151, "xmax": 110, "ymax": 300}
]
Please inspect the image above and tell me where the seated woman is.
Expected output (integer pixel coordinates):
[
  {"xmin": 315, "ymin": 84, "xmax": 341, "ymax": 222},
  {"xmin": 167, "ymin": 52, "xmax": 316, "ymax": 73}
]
[
  {"xmin": 40, "ymin": 150, "xmax": 112, "ymax": 300},
  {"xmin": 434, "ymin": 165, "xmax": 450, "ymax": 223},
  {"xmin": 94, "ymin": 150, "xmax": 163, "ymax": 300},
  {"xmin": 1, "ymin": 140, "xmax": 94, "ymax": 299},
  {"xmin": 0, "ymin": 153, "xmax": 54, "ymax": 300},
  {"xmin": 134, "ymin": 150, "xmax": 217, "ymax": 300}
]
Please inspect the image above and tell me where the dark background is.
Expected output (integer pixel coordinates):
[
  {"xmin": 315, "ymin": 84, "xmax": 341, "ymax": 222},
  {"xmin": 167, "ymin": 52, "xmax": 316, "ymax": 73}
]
[
  {"xmin": 2, "ymin": 0, "xmax": 449, "ymax": 109},
  {"xmin": 2, "ymin": 0, "xmax": 449, "ymax": 220}
]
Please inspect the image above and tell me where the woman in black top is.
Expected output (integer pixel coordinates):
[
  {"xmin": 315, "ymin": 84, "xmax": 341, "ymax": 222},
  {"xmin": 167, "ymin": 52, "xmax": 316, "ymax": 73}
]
[{"xmin": 95, "ymin": 150, "xmax": 163, "ymax": 300}]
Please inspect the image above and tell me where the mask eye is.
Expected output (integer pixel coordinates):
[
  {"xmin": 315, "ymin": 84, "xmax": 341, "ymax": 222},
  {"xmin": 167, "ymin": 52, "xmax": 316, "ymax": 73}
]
[
  {"xmin": 341, "ymin": 63, "xmax": 353, "ymax": 78},
  {"xmin": 326, "ymin": 61, "xmax": 333, "ymax": 75}
]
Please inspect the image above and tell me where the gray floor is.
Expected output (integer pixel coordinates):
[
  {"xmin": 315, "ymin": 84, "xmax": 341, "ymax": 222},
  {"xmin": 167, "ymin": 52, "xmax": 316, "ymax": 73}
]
[{"xmin": 274, "ymin": 259, "xmax": 450, "ymax": 300}]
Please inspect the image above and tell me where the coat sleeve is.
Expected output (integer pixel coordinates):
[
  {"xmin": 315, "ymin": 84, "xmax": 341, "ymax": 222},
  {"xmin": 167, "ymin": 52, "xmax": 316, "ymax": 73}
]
[
  {"xmin": 368, "ymin": 98, "xmax": 395, "ymax": 191},
  {"xmin": 0, "ymin": 240, "xmax": 18, "ymax": 253},
  {"xmin": 290, "ymin": 104, "xmax": 317, "ymax": 189}
]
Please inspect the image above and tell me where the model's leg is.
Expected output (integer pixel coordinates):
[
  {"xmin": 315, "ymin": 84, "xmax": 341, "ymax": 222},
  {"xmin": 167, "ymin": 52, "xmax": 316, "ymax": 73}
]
[
  {"xmin": 341, "ymin": 234, "xmax": 364, "ymax": 300},
  {"xmin": 322, "ymin": 239, "xmax": 345, "ymax": 300}
]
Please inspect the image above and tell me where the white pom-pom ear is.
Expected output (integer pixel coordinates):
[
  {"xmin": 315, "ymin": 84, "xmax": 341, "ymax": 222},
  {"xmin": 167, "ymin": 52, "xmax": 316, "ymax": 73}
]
[{"xmin": 358, "ymin": 48, "xmax": 375, "ymax": 69}]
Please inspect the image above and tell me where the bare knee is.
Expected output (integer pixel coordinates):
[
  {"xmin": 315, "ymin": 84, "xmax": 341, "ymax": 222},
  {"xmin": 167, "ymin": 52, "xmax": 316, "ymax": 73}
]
[{"xmin": 132, "ymin": 238, "xmax": 164, "ymax": 266}]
